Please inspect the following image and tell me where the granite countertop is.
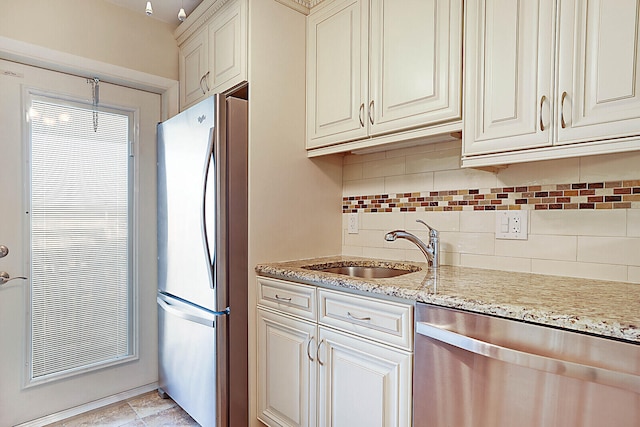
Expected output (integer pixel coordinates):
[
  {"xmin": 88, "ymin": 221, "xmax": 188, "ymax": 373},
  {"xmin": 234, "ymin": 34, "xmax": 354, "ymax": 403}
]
[{"xmin": 255, "ymin": 255, "xmax": 640, "ymax": 343}]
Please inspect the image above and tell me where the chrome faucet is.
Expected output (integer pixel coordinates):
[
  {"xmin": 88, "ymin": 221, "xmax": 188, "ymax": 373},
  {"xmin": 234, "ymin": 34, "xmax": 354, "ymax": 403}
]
[{"xmin": 385, "ymin": 219, "xmax": 440, "ymax": 268}]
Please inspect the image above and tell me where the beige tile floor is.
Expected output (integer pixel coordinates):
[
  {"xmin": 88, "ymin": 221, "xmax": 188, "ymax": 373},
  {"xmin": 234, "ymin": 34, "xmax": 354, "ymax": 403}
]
[{"xmin": 45, "ymin": 390, "xmax": 200, "ymax": 427}]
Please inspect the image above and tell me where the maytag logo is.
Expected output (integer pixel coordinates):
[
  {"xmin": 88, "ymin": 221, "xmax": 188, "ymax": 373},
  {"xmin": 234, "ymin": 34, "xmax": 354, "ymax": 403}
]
[{"xmin": 198, "ymin": 115, "xmax": 206, "ymax": 123}]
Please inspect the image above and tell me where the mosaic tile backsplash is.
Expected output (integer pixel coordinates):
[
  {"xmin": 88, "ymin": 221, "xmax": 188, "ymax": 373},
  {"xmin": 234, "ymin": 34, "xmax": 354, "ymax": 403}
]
[
  {"xmin": 343, "ymin": 180, "xmax": 640, "ymax": 213},
  {"xmin": 340, "ymin": 142, "xmax": 640, "ymax": 283}
]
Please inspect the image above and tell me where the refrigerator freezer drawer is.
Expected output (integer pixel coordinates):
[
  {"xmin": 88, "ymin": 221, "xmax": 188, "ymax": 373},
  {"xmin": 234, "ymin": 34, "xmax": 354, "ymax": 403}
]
[{"xmin": 158, "ymin": 296, "xmax": 222, "ymax": 427}]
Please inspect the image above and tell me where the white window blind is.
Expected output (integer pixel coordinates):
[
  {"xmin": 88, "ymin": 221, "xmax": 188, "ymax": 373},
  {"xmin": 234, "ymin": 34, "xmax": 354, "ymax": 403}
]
[{"xmin": 29, "ymin": 98, "xmax": 134, "ymax": 381}]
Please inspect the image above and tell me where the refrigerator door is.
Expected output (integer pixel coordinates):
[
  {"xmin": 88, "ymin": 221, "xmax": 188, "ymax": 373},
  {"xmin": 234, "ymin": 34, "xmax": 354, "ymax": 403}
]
[
  {"xmin": 158, "ymin": 293, "xmax": 227, "ymax": 427},
  {"xmin": 157, "ymin": 95, "xmax": 228, "ymax": 311}
]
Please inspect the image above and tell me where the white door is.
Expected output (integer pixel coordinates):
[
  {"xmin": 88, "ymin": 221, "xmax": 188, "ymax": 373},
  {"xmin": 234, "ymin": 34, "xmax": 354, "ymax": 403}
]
[
  {"xmin": 0, "ymin": 59, "xmax": 160, "ymax": 426},
  {"xmin": 317, "ymin": 327, "xmax": 412, "ymax": 427},
  {"xmin": 555, "ymin": 0, "xmax": 640, "ymax": 144},
  {"xmin": 369, "ymin": 0, "xmax": 462, "ymax": 135},
  {"xmin": 257, "ymin": 308, "xmax": 317, "ymax": 427},
  {"xmin": 463, "ymin": 0, "xmax": 555, "ymax": 156}
]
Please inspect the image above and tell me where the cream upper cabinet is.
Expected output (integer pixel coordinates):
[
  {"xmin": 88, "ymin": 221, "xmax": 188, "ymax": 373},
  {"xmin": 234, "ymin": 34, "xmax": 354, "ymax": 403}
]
[
  {"xmin": 207, "ymin": 0, "xmax": 247, "ymax": 96},
  {"xmin": 463, "ymin": 0, "xmax": 555, "ymax": 156},
  {"xmin": 306, "ymin": 0, "xmax": 369, "ymax": 147},
  {"xmin": 177, "ymin": 0, "xmax": 247, "ymax": 110},
  {"xmin": 306, "ymin": 0, "xmax": 462, "ymax": 153},
  {"xmin": 179, "ymin": 26, "xmax": 209, "ymax": 109},
  {"xmin": 555, "ymin": 0, "xmax": 640, "ymax": 145},
  {"xmin": 463, "ymin": 0, "xmax": 640, "ymax": 167}
]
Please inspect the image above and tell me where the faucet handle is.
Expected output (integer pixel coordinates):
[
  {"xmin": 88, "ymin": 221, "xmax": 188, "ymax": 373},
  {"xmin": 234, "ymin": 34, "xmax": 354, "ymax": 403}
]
[{"xmin": 416, "ymin": 219, "xmax": 438, "ymax": 237}]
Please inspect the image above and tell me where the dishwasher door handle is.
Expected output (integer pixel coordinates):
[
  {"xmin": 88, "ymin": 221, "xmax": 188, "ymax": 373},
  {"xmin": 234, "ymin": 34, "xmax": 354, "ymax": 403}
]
[{"xmin": 416, "ymin": 321, "xmax": 640, "ymax": 394}]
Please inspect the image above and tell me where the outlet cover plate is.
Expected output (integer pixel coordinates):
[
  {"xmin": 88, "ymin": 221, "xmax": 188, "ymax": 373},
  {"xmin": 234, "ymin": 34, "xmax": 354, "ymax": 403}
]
[{"xmin": 495, "ymin": 211, "xmax": 528, "ymax": 240}]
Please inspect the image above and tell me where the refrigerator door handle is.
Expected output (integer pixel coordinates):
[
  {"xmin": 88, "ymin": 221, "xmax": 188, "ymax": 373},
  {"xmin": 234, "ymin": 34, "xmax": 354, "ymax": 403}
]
[
  {"xmin": 202, "ymin": 95, "xmax": 228, "ymax": 306},
  {"xmin": 157, "ymin": 294, "xmax": 227, "ymax": 328}
]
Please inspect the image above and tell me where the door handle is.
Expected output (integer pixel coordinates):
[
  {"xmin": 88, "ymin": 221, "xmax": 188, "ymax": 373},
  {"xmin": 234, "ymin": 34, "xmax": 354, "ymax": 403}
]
[
  {"xmin": 539, "ymin": 95, "xmax": 547, "ymax": 131},
  {"xmin": 560, "ymin": 91, "xmax": 568, "ymax": 128},
  {"xmin": 0, "ymin": 271, "xmax": 27, "ymax": 286},
  {"xmin": 307, "ymin": 337, "xmax": 316, "ymax": 362},
  {"xmin": 316, "ymin": 339, "xmax": 325, "ymax": 366}
]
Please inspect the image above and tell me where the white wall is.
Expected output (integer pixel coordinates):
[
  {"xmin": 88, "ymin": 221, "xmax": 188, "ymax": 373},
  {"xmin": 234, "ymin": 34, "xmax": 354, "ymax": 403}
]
[
  {"xmin": 0, "ymin": 0, "xmax": 178, "ymax": 80},
  {"xmin": 247, "ymin": 1, "xmax": 343, "ymax": 425},
  {"xmin": 342, "ymin": 141, "xmax": 640, "ymax": 283}
]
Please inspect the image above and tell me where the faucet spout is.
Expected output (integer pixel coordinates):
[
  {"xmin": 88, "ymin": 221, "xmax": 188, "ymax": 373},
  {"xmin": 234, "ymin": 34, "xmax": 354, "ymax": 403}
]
[{"xmin": 384, "ymin": 220, "xmax": 440, "ymax": 268}]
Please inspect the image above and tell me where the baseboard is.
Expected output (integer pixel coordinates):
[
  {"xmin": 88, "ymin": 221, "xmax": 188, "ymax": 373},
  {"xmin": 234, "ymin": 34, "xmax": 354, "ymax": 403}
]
[{"xmin": 15, "ymin": 382, "xmax": 159, "ymax": 427}]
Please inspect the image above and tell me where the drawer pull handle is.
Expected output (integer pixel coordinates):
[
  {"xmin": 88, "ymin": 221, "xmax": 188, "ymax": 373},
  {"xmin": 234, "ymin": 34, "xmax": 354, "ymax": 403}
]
[
  {"xmin": 307, "ymin": 337, "xmax": 315, "ymax": 362},
  {"xmin": 274, "ymin": 294, "xmax": 292, "ymax": 302},
  {"xmin": 347, "ymin": 311, "xmax": 371, "ymax": 322}
]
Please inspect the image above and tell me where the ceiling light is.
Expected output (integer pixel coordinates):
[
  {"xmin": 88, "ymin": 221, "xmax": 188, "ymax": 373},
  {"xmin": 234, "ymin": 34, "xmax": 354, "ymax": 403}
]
[
  {"xmin": 178, "ymin": 7, "xmax": 187, "ymax": 21},
  {"xmin": 145, "ymin": 1, "xmax": 153, "ymax": 16}
]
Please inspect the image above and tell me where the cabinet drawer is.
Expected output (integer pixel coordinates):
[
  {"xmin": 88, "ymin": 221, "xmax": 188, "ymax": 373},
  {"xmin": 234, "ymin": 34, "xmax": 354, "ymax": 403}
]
[
  {"xmin": 257, "ymin": 277, "xmax": 316, "ymax": 321},
  {"xmin": 318, "ymin": 289, "xmax": 413, "ymax": 350}
]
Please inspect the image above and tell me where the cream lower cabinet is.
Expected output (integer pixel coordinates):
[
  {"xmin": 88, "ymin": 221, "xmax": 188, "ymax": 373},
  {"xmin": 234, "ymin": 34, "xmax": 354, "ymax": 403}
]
[
  {"xmin": 317, "ymin": 327, "xmax": 412, "ymax": 427},
  {"xmin": 257, "ymin": 308, "xmax": 317, "ymax": 427},
  {"xmin": 256, "ymin": 277, "xmax": 413, "ymax": 427},
  {"xmin": 306, "ymin": 0, "xmax": 462, "ymax": 154},
  {"xmin": 463, "ymin": 0, "xmax": 640, "ymax": 167}
]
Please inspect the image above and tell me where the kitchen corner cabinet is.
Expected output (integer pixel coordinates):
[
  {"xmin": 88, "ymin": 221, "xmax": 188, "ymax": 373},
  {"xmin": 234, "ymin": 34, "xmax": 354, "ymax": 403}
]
[
  {"xmin": 306, "ymin": 0, "xmax": 462, "ymax": 154},
  {"xmin": 463, "ymin": 0, "xmax": 640, "ymax": 167},
  {"xmin": 178, "ymin": 0, "xmax": 247, "ymax": 110},
  {"xmin": 256, "ymin": 276, "xmax": 413, "ymax": 427}
]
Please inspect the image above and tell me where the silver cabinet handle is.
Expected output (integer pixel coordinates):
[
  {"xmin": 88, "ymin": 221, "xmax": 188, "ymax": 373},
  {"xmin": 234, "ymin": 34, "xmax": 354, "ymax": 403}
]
[
  {"xmin": 316, "ymin": 339, "xmax": 325, "ymax": 366},
  {"xmin": 274, "ymin": 294, "xmax": 292, "ymax": 302},
  {"xmin": 368, "ymin": 100, "xmax": 374, "ymax": 125},
  {"xmin": 359, "ymin": 103, "xmax": 365, "ymax": 127},
  {"xmin": 199, "ymin": 74, "xmax": 207, "ymax": 95},
  {"xmin": 560, "ymin": 91, "xmax": 568, "ymax": 128},
  {"xmin": 0, "ymin": 271, "xmax": 27, "ymax": 286},
  {"xmin": 416, "ymin": 321, "xmax": 640, "ymax": 394},
  {"xmin": 539, "ymin": 95, "xmax": 546, "ymax": 131},
  {"xmin": 307, "ymin": 337, "xmax": 316, "ymax": 362},
  {"xmin": 347, "ymin": 311, "xmax": 371, "ymax": 322},
  {"xmin": 0, "ymin": 245, "xmax": 8, "ymax": 258},
  {"xmin": 203, "ymin": 71, "xmax": 210, "ymax": 92}
]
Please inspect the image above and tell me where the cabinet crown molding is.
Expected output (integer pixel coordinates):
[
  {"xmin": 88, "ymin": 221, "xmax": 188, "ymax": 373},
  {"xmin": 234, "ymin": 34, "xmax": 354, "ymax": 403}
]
[{"xmin": 175, "ymin": 0, "xmax": 233, "ymax": 44}]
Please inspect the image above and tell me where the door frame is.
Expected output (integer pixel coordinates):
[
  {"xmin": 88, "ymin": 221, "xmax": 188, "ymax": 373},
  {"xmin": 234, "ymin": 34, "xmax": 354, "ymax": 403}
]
[{"xmin": 0, "ymin": 35, "xmax": 179, "ymax": 120}]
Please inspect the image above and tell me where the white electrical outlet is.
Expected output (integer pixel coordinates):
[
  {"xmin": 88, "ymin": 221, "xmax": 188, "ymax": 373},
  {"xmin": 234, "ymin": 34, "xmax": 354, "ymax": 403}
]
[
  {"xmin": 348, "ymin": 213, "xmax": 359, "ymax": 234},
  {"xmin": 495, "ymin": 211, "xmax": 528, "ymax": 240}
]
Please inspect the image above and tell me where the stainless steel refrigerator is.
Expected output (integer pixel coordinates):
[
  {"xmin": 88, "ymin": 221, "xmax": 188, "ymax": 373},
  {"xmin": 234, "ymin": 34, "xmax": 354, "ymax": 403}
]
[{"xmin": 156, "ymin": 94, "xmax": 248, "ymax": 427}]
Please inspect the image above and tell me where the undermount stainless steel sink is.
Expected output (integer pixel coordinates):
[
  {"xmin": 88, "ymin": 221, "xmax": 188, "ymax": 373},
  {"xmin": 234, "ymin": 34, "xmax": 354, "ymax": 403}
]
[{"xmin": 303, "ymin": 263, "xmax": 420, "ymax": 279}]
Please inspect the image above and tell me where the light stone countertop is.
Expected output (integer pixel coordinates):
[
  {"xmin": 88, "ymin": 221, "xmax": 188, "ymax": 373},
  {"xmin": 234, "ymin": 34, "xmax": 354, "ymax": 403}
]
[{"xmin": 255, "ymin": 255, "xmax": 640, "ymax": 343}]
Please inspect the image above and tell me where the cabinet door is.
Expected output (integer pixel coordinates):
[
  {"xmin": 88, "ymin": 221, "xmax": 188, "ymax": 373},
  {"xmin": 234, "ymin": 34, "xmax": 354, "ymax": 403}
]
[
  {"xmin": 556, "ymin": 0, "xmax": 640, "ymax": 145},
  {"xmin": 179, "ymin": 26, "xmax": 209, "ymax": 109},
  {"xmin": 369, "ymin": 0, "xmax": 462, "ymax": 136},
  {"xmin": 306, "ymin": 0, "xmax": 369, "ymax": 149},
  {"xmin": 317, "ymin": 327, "xmax": 412, "ymax": 427},
  {"xmin": 207, "ymin": 0, "xmax": 247, "ymax": 95},
  {"xmin": 257, "ymin": 308, "xmax": 317, "ymax": 427},
  {"xmin": 463, "ymin": 0, "xmax": 555, "ymax": 156}
]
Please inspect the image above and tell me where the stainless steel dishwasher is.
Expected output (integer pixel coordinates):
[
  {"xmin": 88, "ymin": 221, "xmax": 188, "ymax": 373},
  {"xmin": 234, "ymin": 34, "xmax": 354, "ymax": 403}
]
[{"xmin": 413, "ymin": 303, "xmax": 640, "ymax": 427}]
